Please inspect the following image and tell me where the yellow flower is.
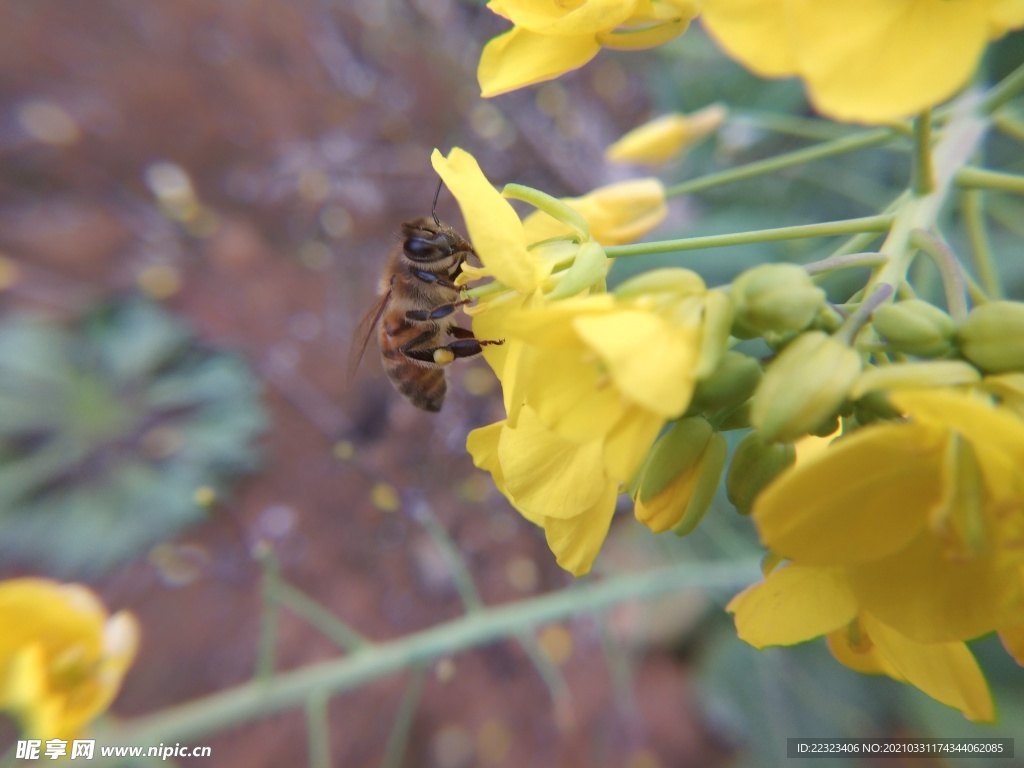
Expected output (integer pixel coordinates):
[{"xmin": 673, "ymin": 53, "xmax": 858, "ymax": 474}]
[
  {"xmin": 728, "ymin": 564, "xmax": 995, "ymax": 720},
  {"xmin": 700, "ymin": 0, "xmax": 1024, "ymax": 123},
  {"xmin": 478, "ymin": 0, "xmax": 700, "ymax": 97},
  {"xmin": 468, "ymin": 272, "xmax": 717, "ymax": 575},
  {"xmin": 521, "ymin": 178, "xmax": 668, "ymax": 246},
  {"xmin": 0, "ymin": 579, "xmax": 139, "ymax": 739},
  {"xmin": 605, "ymin": 104, "xmax": 727, "ymax": 165},
  {"xmin": 752, "ymin": 388, "xmax": 1024, "ymax": 644}
]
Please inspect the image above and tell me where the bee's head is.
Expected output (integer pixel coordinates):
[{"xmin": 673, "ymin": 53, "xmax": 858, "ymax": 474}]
[{"xmin": 400, "ymin": 217, "xmax": 472, "ymax": 271}]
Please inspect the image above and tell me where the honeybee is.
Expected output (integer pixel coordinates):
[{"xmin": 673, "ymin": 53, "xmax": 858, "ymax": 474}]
[{"xmin": 349, "ymin": 205, "xmax": 503, "ymax": 412}]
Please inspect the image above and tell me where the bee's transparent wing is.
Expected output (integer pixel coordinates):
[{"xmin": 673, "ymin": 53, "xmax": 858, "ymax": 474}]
[{"xmin": 347, "ymin": 287, "xmax": 392, "ymax": 378}]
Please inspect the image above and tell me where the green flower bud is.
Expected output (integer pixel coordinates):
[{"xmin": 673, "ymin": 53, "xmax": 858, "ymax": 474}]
[
  {"xmin": 873, "ymin": 299, "xmax": 955, "ymax": 357},
  {"xmin": 957, "ymin": 301, "xmax": 1024, "ymax": 373},
  {"xmin": 726, "ymin": 431, "xmax": 795, "ymax": 515},
  {"xmin": 731, "ymin": 263, "xmax": 825, "ymax": 339},
  {"xmin": 695, "ymin": 289, "xmax": 734, "ymax": 379},
  {"xmin": 751, "ymin": 331, "xmax": 862, "ymax": 443},
  {"xmin": 851, "ymin": 360, "xmax": 980, "ymax": 399},
  {"xmin": 633, "ymin": 417, "xmax": 727, "ymax": 537},
  {"xmin": 692, "ymin": 350, "xmax": 762, "ymax": 413}
]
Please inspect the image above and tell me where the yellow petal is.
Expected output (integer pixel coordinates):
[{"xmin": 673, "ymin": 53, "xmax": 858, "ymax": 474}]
[
  {"xmin": 727, "ymin": 565, "xmax": 858, "ymax": 647},
  {"xmin": 999, "ymin": 625, "xmax": 1024, "ymax": 666},
  {"xmin": 498, "ymin": 405, "xmax": 609, "ymax": 520},
  {"xmin": 827, "ymin": 619, "xmax": 899, "ymax": 677},
  {"xmin": 788, "ymin": 0, "xmax": 990, "ymax": 122},
  {"xmin": 628, "ymin": 0, "xmax": 701, "ymax": 23},
  {"xmin": 847, "ymin": 526, "xmax": 1024, "ymax": 643},
  {"xmin": 890, "ymin": 388, "xmax": 1024, "ymax": 465},
  {"xmin": 431, "ymin": 148, "xmax": 545, "ymax": 293},
  {"xmin": 602, "ymin": 407, "xmax": 664, "ymax": 482},
  {"xmin": 699, "ymin": 0, "xmax": 799, "ymax": 76},
  {"xmin": 861, "ymin": 613, "xmax": 994, "ymax": 722},
  {"xmin": 542, "ymin": 481, "xmax": 619, "ymax": 576},
  {"xmin": 488, "ymin": 0, "xmax": 638, "ymax": 36},
  {"xmin": 478, "ymin": 27, "xmax": 601, "ymax": 97},
  {"xmin": 989, "ymin": 0, "xmax": 1024, "ymax": 34},
  {"xmin": 754, "ymin": 422, "xmax": 945, "ymax": 566},
  {"xmin": 573, "ymin": 309, "xmax": 699, "ymax": 417}
]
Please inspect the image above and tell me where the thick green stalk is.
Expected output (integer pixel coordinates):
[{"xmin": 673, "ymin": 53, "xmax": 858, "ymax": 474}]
[
  {"xmin": 98, "ymin": 560, "xmax": 759, "ymax": 752},
  {"xmin": 867, "ymin": 99, "xmax": 989, "ymax": 300},
  {"xmin": 911, "ymin": 111, "xmax": 935, "ymax": 195}
]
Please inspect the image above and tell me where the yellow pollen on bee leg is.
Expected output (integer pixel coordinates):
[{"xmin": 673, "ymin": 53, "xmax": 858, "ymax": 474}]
[{"xmin": 433, "ymin": 348, "xmax": 455, "ymax": 365}]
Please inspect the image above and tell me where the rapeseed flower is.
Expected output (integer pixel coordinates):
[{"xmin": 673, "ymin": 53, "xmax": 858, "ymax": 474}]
[
  {"xmin": 0, "ymin": 578, "xmax": 139, "ymax": 739},
  {"xmin": 479, "ymin": 0, "xmax": 700, "ymax": 97},
  {"xmin": 700, "ymin": 0, "xmax": 1024, "ymax": 123},
  {"xmin": 751, "ymin": 388, "xmax": 1024, "ymax": 644},
  {"xmin": 728, "ymin": 563, "xmax": 995, "ymax": 720}
]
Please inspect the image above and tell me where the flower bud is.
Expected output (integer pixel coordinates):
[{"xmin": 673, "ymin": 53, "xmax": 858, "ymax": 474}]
[
  {"xmin": 726, "ymin": 431, "xmax": 795, "ymax": 515},
  {"xmin": 730, "ymin": 264, "xmax": 825, "ymax": 339},
  {"xmin": 851, "ymin": 360, "xmax": 980, "ymax": 399},
  {"xmin": 957, "ymin": 301, "xmax": 1024, "ymax": 373},
  {"xmin": 692, "ymin": 350, "xmax": 762, "ymax": 413},
  {"xmin": 872, "ymin": 299, "xmax": 955, "ymax": 357},
  {"xmin": 695, "ymin": 289, "xmax": 734, "ymax": 379},
  {"xmin": 751, "ymin": 331, "xmax": 862, "ymax": 443},
  {"xmin": 633, "ymin": 417, "xmax": 727, "ymax": 536},
  {"xmin": 605, "ymin": 104, "xmax": 727, "ymax": 165}
]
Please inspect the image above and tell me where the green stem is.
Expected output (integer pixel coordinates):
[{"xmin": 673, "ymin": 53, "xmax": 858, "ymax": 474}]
[
  {"xmin": 380, "ymin": 668, "xmax": 427, "ymax": 768},
  {"xmin": 411, "ymin": 501, "xmax": 483, "ymax": 612},
  {"xmin": 804, "ymin": 252, "xmax": 888, "ymax": 276},
  {"xmin": 100, "ymin": 560, "xmax": 759, "ymax": 750},
  {"xmin": 665, "ymin": 128, "xmax": 901, "ymax": 198},
  {"xmin": 277, "ymin": 583, "xmax": 370, "ymax": 652},
  {"xmin": 912, "ymin": 111, "xmax": 935, "ymax": 195},
  {"xmin": 867, "ymin": 96, "xmax": 989, "ymax": 301},
  {"xmin": 305, "ymin": 692, "xmax": 331, "ymax": 768},
  {"xmin": 730, "ymin": 109, "xmax": 854, "ymax": 141},
  {"xmin": 993, "ymin": 111, "xmax": 1024, "ymax": 143},
  {"xmin": 961, "ymin": 189, "xmax": 1003, "ymax": 299},
  {"xmin": 255, "ymin": 544, "xmax": 282, "ymax": 682},
  {"xmin": 956, "ymin": 166, "xmax": 1024, "ymax": 194},
  {"xmin": 980, "ymin": 60, "xmax": 1024, "ymax": 115},
  {"xmin": 603, "ymin": 215, "xmax": 894, "ymax": 258},
  {"xmin": 909, "ymin": 230, "xmax": 969, "ymax": 322},
  {"xmin": 834, "ymin": 284, "xmax": 895, "ymax": 346}
]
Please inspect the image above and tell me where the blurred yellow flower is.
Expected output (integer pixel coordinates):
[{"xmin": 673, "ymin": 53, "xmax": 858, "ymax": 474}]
[
  {"xmin": 521, "ymin": 178, "xmax": 667, "ymax": 246},
  {"xmin": 479, "ymin": 0, "xmax": 700, "ymax": 97},
  {"xmin": 605, "ymin": 104, "xmax": 727, "ymax": 165},
  {"xmin": 701, "ymin": 0, "xmax": 1024, "ymax": 123},
  {"xmin": 752, "ymin": 388, "xmax": 1024, "ymax": 644},
  {"xmin": 729, "ymin": 564, "xmax": 994, "ymax": 720},
  {"xmin": 0, "ymin": 579, "xmax": 139, "ymax": 739}
]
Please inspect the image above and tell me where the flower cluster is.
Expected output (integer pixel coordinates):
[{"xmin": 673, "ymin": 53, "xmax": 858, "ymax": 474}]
[
  {"xmin": 433, "ymin": 147, "xmax": 734, "ymax": 575},
  {"xmin": 0, "ymin": 578, "xmax": 138, "ymax": 739}
]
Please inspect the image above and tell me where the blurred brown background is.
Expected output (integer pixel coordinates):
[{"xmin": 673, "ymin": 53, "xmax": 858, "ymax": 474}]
[{"xmin": 0, "ymin": 1, "xmax": 729, "ymax": 766}]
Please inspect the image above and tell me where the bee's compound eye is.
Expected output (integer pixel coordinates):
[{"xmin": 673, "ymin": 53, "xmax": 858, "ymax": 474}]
[{"xmin": 405, "ymin": 233, "xmax": 450, "ymax": 261}]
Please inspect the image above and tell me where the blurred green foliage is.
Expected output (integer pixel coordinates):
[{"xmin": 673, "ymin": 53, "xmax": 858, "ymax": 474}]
[{"xmin": 0, "ymin": 297, "xmax": 267, "ymax": 575}]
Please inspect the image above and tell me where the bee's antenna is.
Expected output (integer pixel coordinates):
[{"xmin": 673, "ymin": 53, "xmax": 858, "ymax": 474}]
[{"xmin": 431, "ymin": 178, "xmax": 443, "ymax": 226}]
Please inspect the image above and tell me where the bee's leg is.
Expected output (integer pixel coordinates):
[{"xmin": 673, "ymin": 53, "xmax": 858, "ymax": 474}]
[
  {"xmin": 410, "ymin": 270, "xmax": 461, "ymax": 291},
  {"xmin": 405, "ymin": 299, "xmax": 472, "ymax": 322},
  {"xmin": 401, "ymin": 336, "xmax": 504, "ymax": 365}
]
